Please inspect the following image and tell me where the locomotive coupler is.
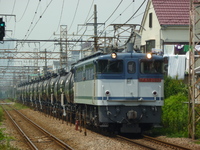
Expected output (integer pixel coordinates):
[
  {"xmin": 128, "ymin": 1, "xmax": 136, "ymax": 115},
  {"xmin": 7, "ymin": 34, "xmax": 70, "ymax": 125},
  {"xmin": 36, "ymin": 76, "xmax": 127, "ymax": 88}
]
[{"xmin": 127, "ymin": 110, "xmax": 137, "ymax": 120}]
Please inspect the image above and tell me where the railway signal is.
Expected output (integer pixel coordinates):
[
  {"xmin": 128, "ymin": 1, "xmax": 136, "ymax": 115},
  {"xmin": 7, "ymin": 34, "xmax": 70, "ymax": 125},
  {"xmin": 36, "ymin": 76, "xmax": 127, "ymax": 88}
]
[{"xmin": 0, "ymin": 18, "xmax": 5, "ymax": 41}]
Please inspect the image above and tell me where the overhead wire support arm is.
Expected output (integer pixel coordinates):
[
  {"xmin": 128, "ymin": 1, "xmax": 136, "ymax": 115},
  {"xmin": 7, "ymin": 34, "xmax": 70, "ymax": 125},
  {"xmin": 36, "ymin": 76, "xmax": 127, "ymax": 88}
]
[
  {"xmin": 0, "ymin": 14, "xmax": 16, "ymax": 22},
  {"xmin": 3, "ymin": 39, "xmax": 94, "ymax": 42},
  {"xmin": 108, "ymin": 24, "xmax": 145, "ymax": 48}
]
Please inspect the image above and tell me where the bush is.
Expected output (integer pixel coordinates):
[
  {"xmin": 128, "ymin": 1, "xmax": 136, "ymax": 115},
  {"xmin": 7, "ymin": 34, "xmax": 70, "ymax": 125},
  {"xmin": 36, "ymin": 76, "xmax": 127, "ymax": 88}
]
[
  {"xmin": 162, "ymin": 77, "xmax": 200, "ymax": 138},
  {"xmin": 162, "ymin": 93, "xmax": 188, "ymax": 135},
  {"xmin": 164, "ymin": 76, "xmax": 188, "ymax": 99},
  {"xmin": 151, "ymin": 76, "xmax": 189, "ymax": 137}
]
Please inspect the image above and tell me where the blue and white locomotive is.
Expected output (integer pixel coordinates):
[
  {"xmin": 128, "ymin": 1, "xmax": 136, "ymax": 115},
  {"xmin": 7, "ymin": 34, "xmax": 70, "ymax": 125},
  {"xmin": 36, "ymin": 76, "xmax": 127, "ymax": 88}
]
[
  {"xmin": 16, "ymin": 50, "xmax": 164, "ymax": 133},
  {"xmin": 72, "ymin": 51, "xmax": 164, "ymax": 133}
]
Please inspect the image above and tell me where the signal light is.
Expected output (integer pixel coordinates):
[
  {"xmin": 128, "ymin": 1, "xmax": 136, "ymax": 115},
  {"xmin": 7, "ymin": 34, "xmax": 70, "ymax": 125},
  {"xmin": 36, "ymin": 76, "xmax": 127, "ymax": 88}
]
[
  {"xmin": 0, "ymin": 18, "xmax": 5, "ymax": 41},
  {"xmin": 0, "ymin": 22, "xmax": 5, "ymax": 27}
]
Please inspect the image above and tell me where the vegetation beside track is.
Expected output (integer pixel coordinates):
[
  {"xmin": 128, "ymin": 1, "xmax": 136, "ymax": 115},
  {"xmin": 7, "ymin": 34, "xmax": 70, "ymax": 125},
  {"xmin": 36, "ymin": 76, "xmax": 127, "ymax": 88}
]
[
  {"xmin": 0, "ymin": 100, "xmax": 20, "ymax": 150},
  {"xmin": 152, "ymin": 76, "xmax": 200, "ymax": 139}
]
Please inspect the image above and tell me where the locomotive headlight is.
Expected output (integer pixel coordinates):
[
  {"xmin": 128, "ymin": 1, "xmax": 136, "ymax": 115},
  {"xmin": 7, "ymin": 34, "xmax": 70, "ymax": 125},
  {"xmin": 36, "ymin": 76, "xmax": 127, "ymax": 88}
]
[
  {"xmin": 111, "ymin": 52, "xmax": 117, "ymax": 59},
  {"xmin": 152, "ymin": 90, "xmax": 157, "ymax": 96},
  {"xmin": 146, "ymin": 53, "xmax": 152, "ymax": 59},
  {"xmin": 105, "ymin": 90, "xmax": 110, "ymax": 96}
]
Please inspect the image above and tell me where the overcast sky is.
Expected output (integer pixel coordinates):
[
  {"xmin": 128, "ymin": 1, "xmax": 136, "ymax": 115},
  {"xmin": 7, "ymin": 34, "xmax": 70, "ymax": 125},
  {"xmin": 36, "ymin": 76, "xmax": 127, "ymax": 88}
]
[{"xmin": 0, "ymin": 0, "xmax": 147, "ymax": 40}]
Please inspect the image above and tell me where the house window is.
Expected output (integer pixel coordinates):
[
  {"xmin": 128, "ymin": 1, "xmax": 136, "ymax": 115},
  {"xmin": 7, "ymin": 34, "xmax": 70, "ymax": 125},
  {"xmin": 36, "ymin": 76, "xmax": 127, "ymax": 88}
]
[
  {"xmin": 149, "ymin": 13, "xmax": 152, "ymax": 28},
  {"xmin": 146, "ymin": 40, "xmax": 155, "ymax": 52}
]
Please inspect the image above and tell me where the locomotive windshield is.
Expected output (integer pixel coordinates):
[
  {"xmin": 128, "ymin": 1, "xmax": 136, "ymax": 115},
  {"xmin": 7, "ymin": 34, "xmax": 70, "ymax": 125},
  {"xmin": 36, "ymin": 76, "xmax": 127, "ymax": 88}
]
[
  {"xmin": 97, "ymin": 60, "xmax": 123, "ymax": 74},
  {"xmin": 140, "ymin": 60, "xmax": 163, "ymax": 74}
]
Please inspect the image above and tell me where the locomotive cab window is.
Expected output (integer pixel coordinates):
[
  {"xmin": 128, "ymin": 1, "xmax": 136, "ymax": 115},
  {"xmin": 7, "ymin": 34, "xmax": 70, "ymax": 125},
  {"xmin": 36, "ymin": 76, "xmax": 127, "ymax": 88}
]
[
  {"xmin": 97, "ymin": 60, "xmax": 123, "ymax": 74},
  {"xmin": 140, "ymin": 60, "xmax": 163, "ymax": 74},
  {"xmin": 127, "ymin": 61, "xmax": 136, "ymax": 74}
]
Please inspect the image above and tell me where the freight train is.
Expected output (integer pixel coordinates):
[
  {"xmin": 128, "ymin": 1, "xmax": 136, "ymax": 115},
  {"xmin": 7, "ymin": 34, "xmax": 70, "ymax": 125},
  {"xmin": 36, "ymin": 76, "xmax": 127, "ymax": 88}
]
[{"xmin": 16, "ymin": 51, "xmax": 164, "ymax": 133}]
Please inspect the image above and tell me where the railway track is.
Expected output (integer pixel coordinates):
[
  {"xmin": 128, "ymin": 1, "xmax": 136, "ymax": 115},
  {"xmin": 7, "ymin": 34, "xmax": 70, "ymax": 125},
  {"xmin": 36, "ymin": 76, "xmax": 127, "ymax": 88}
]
[
  {"xmin": 143, "ymin": 135, "xmax": 191, "ymax": 150},
  {"xmin": 1, "ymin": 103, "xmax": 74, "ymax": 150},
  {"xmin": 116, "ymin": 135, "xmax": 191, "ymax": 150},
  {"xmin": 116, "ymin": 135, "xmax": 155, "ymax": 150}
]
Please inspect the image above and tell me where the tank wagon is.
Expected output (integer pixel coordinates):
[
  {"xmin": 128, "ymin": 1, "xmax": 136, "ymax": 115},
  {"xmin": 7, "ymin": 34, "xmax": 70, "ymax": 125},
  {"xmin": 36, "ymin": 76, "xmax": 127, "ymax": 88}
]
[{"xmin": 16, "ymin": 51, "xmax": 164, "ymax": 133}]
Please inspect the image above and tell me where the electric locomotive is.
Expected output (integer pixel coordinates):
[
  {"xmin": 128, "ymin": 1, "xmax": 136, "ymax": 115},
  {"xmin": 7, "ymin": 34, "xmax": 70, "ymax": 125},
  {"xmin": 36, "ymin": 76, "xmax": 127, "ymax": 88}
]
[{"xmin": 72, "ymin": 51, "xmax": 164, "ymax": 133}]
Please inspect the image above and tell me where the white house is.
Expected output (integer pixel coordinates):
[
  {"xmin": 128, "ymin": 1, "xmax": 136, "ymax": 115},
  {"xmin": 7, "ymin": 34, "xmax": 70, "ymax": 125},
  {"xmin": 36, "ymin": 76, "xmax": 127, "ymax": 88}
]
[
  {"xmin": 139, "ymin": 0, "xmax": 189, "ymax": 55},
  {"xmin": 139, "ymin": 0, "xmax": 190, "ymax": 79}
]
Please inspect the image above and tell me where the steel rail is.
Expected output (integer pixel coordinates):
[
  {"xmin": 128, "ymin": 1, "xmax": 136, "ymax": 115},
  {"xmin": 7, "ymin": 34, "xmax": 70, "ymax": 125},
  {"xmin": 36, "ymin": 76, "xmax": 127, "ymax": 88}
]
[
  {"xmin": 116, "ymin": 135, "xmax": 156, "ymax": 150},
  {"xmin": 13, "ymin": 108, "xmax": 74, "ymax": 150},
  {"xmin": 143, "ymin": 135, "xmax": 191, "ymax": 150},
  {"xmin": 1, "ymin": 105, "xmax": 38, "ymax": 150}
]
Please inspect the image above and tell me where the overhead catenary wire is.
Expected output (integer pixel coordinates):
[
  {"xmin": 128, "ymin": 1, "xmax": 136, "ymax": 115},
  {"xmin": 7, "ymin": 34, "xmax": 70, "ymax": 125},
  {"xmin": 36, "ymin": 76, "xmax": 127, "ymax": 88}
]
[
  {"xmin": 110, "ymin": 1, "xmax": 134, "ymax": 24},
  {"xmin": 103, "ymin": 0, "xmax": 124, "ymax": 24},
  {"xmin": 97, "ymin": 1, "xmax": 134, "ymax": 38},
  {"xmin": 70, "ymin": 0, "xmax": 95, "ymax": 50},
  {"xmin": 123, "ymin": 0, "xmax": 146, "ymax": 25},
  {"xmin": 68, "ymin": 0, "xmax": 80, "ymax": 32},
  {"xmin": 76, "ymin": 0, "xmax": 94, "ymax": 35},
  {"xmin": 25, "ymin": 0, "xmax": 54, "ymax": 40},
  {"xmin": 16, "ymin": 0, "xmax": 30, "ymax": 22},
  {"xmin": 40, "ymin": 0, "xmax": 65, "ymax": 49},
  {"xmin": 23, "ymin": 0, "xmax": 41, "ymax": 40},
  {"xmin": 8, "ymin": 0, "xmax": 16, "ymax": 22},
  {"xmin": 55, "ymin": 0, "xmax": 65, "ymax": 32},
  {"xmin": 42, "ymin": 0, "xmax": 93, "ymax": 51}
]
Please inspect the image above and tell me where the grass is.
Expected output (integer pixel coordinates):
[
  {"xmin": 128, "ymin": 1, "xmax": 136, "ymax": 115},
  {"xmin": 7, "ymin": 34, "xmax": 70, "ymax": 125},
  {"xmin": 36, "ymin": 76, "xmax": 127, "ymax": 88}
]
[
  {"xmin": 148, "ymin": 127, "xmax": 188, "ymax": 138},
  {"xmin": 194, "ymin": 140, "xmax": 200, "ymax": 145},
  {"xmin": 0, "ymin": 100, "xmax": 26, "ymax": 150},
  {"xmin": 13, "ymin": 102, "xmax": 28, "ymax": 110}
]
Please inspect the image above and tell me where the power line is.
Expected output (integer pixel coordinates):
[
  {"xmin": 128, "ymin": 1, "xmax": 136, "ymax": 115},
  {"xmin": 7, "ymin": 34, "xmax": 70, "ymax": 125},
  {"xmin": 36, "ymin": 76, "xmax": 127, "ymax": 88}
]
[
  {"xmin": 98, "ymin": 1, "xmax": 134, "ymax": 37},
  {"xmin": 23, "ymin": 0, "xmax": 41, "ymax": 40},
  {"xmin": 70, "ymin": 0, "xmax": 95, "ymax": 50},
  {"xmin": 76, "ymin": 0, "xmax": 94, "ymax": 35},
  {"xmin": 16, "ymin": 0, "xmax": 30, "ymax": 22},
  {"xmin": 55, "ymin": 0, "xmax": 65, "ymax": 32},
  {"xmin": 110, "ymin": 1, "xmax": 134, "ymax": 24},
  {"xmin": 104, "ymin": 0, "xmax": 124, "ymax": 24},
  {"xmin": 40, "ymin": 0, "xmax": 65, "ymax": 50},
  {"xmin": 68, "ymin": 0, "xmax": 80, "ymax": 32},
  {"xmin": 25, "ymin": 0, "xmax": 54, "ymax": 40},
  {"xmin": 124, "ymin": 0, "xmax": 146, "ymax": 24},
  {"xmin": 8, "ymin": 0, "xmax": 16, "ymax": 22}
]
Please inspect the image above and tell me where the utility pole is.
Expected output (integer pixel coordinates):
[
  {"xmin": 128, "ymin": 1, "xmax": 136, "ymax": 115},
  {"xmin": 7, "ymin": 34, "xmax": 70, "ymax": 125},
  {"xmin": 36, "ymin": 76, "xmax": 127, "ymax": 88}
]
[
  {"xmin": 60, "ymin": 25, "xmax": 68, "ymax": 69},
  {"xmin": 85, "ymin": 5, "xmax": 104, "ymax": 52},
  {"xmin": 94, "ymin": 5, "xmax": 98, "ymax": 51},
  {"xmin": 44, "ymin": 48, "xmax": 47, "ymax": 76},
  {"xmin": 188, "ymin": 0, "xmax": 200, "ymax": 140}
]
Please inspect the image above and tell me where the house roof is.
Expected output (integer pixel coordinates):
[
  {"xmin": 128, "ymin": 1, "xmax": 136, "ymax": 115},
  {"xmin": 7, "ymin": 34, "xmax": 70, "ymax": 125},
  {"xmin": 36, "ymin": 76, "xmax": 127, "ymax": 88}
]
[{"xmin": 152, "ymin": 0, "xmax": 189, "ymax": 25}]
